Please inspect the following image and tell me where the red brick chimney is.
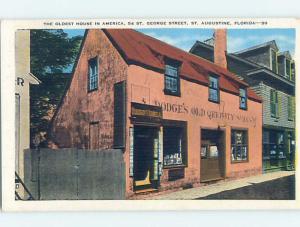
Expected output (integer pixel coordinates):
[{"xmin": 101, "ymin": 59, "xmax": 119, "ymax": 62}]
[{"xmin": 214, "ymin": 29, "xmax": 227, "ymax": 69}]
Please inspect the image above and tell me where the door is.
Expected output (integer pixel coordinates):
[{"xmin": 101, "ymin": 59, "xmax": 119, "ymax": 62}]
[
  {"xmin": 89, "ymin": 122, "xmax": 99, "ymax": 149},
  {"xmin": 133, "ymin": 126, "xmax": 159, "ymax": 190},
  {"xmin": 200, "ymin": 129, "xmax": 225, "ymax": 182}
]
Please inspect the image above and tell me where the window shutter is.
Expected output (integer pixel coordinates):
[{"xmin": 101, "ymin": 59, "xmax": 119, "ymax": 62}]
[
  {"xmin": 270, "ymin": 90, "xmax": 275, "ymax": 117},
  {"xmin": 129, "ymin": 127, "xmax": 134, "ymax": 177},
  {"xmin": 292, "ymin": 96, "xmax": 295, "ymax": 120},
  {"xmin": 277, "ymin": 92, "xmax": 281, "ymax": 119}
]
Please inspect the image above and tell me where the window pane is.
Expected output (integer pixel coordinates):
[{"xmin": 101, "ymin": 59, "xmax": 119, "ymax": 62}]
[
  {"xmin": 271, "ymin": 50, "xmax": 277, "ymax": 72},
  {"xmin": 165, "ymin": 65, "xmax": 178, "ymax": 77},
  {"xmin": 239, "ymin": 88, "xmax": 246, "ymax": 97},
  {"xmin": 163, "ymin": 127, "xmax": 184, "ymax": 166},
  {"xmin": 165, "ymin": 76, "xmax": 178, "ymax": 92},
  {"xmin": 209, "ymin": 76, "xmax": 218, "ymax": 89},
  {"xmin": 231, "ymin": 130, "xmax": 248, "ymax": 161},
  {"xmin": 286, "ymin": 59, "xmax": 291, "ymax": 76},
  {"xmin": 88, "ymin": 58, "xmax": 98, "ymax": 91},
  {"xmin": 209, "ymin": 88, "xmax": 218, "ymax": 102},
  {"xmin": 240, "ymin": 97, "xmax": 246, "ymax": 109}
]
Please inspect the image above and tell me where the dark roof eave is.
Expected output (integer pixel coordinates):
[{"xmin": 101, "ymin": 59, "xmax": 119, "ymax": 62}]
[{"xmin": 246, "ymin": 68, "xmax": 295, "ymax": 87}]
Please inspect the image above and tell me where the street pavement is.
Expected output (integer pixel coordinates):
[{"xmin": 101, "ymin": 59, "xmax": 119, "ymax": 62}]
[{"xmin": 149, "ymin": 171, "xmax": 295, "ymax": 200}]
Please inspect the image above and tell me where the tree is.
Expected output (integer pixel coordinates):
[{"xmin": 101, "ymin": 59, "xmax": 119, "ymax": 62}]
[{"xmin": 30, "ymin": 29, "xmax": 83, "ymax": 147}]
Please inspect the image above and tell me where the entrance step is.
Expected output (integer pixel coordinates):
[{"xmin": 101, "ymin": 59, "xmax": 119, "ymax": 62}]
[
  {"xmin": 135, "ymin": 188, "xmax": 158, "ymax": 195},
  {"xmin": 200, "ymin": 177, "xmax": 224, "ymax": 183}
]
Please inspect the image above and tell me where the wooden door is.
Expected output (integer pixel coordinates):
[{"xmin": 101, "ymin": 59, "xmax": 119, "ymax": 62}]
[{"xmin": 200, "ymin": 129, "xmax": 225, "ymax": 182}]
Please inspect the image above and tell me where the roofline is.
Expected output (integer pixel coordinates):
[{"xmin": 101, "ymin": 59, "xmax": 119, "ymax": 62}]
[
  {"xmin": 278, "ymin": 51, "xmax": 292, "ymax": 59},
  {"xmin": 50, "ymin": 28, "xmax": 262, "ymax": 132},
  {"xmin": 49, "ymin": 29, "xmax": 88, "ymax": 133},
  {"xmin": 234, "ymin": 40, "xmax": 278, "ymax": 55},
  {"xmin": 105, "ymin": 29, "xmax": 249, "ymax": 88},
  {"xmin": 27, "ymin": 72, "xmax": 41, "ymax": 84},
  {"xmin": 246, "ymin": 68, "xmax": 295, "ymax": 87}
]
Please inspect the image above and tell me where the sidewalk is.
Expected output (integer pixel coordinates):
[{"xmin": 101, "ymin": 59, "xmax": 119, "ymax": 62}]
[{"xmin": 149, "ymin": 171, "xmax": 295, "ymax": 200}]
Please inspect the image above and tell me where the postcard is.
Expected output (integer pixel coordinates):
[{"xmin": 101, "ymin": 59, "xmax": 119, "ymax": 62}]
[{"xmin": 1, "ymin": 18, "xmax": 299, "ymax": 211}]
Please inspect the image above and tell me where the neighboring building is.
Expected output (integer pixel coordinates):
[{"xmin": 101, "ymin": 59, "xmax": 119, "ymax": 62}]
[
  {"xmin": 190, "ymin": 30, "xmax": 295, "ymax": 172},
  {"xmin": 15, "ymin": 30, "xmax": 40, "ymax": 192},
  {"xmin": 50, "ymin": 29, "xmax": 262, "ymax": 198}
]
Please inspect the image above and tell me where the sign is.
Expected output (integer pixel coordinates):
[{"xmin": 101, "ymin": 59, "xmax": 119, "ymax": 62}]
[
  {"xmin": 131, "ymin": 102, "xmax": 162, "ymax": 122},
  {"xmin": 16, "ymin": 77, "xmax": 24, "ymax": 86},
  {"xmin": 153, "ymin": 99, "xmax": 257, "ymax": 127}
]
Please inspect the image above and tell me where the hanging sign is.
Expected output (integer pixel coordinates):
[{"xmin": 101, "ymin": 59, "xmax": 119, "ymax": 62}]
[{"xmin": 131, "ymin": 102, "xmax": 162, "ymax": 122}]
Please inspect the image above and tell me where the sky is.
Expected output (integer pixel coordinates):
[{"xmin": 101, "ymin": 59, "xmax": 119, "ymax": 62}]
[{"xmin": 65, "ymin": 28, "xmax": 295, "ymax": 58}]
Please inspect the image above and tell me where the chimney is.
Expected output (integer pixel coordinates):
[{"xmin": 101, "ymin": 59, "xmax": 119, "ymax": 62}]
[{"xmin": 214, "ymin": 29, "xmax": 227, "ymax": 69}]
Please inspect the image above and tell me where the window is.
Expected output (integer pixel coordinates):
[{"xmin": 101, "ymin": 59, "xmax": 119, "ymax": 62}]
[
  {"xmin": 164, "ymin": 64, "xmax": 180, "ymax": 95},
  {"xmin": 163, "ymin": 126, "xmax": 186, "ymax": 167},
  {"xmin": 208, "ymin": 75, "xmax": 219, "ymax": 103},
  {"xmin": 271, "ymin": 49, "xmax": 278, "ymax": 73},
  {"xmin": 88, "ymin": 57, "xmax": 98, "ymax": 92},
  {"xmin": 285, "ymin": 59, "xmax": 291, "ymax": 78},
  {"xmin": 231, "ymin": 130, "xmax": 248, "ymax": 162},
  {"xmin": 288, "ymin": 96, "xmax": 294, "ymax": 121},
  {"xmin": 239, "ymin": 88, "xmax": 247, "ymax": 110},
  {"xmin": 270, "ymin": 89, "xmax": 279, "ymax": 118},
  {"xmin": 291, "ymin": 62, "xmax": 295, "ymax": 81}
]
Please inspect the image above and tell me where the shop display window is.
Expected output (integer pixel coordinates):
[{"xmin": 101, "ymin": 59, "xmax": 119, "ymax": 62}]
[
  {"xmin": 163, "ymin": 126, "xmax": 185, "ymax": 166},
  {"xmin": 231, "ymin": 129, "xmax": 248, "ymax": 162}
]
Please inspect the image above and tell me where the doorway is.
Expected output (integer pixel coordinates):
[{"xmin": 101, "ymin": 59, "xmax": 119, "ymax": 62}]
[
  {"xmin": 200, "ymin": 129, "xmax": 225, "ymax": 182},
  {"xmin": 133, "ymin": 126, "xmax": 159, "ymax": 190},
  {"xmin": 89, "ymin": 122, "xmax": 99, "ymax": 149}
]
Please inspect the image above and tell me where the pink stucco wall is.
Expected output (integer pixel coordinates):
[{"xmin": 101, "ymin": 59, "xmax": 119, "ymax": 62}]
[
  {"xmin": 126, "ymin": 65, "xmax": 262, "ymax": 195},
  {"xmin": 50, "ymin": 29, "xmax": 128, "ymax": 149}
]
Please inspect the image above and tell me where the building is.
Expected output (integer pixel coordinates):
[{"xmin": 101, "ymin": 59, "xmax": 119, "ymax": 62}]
[
  {"xmin": 190, "ymin": 30, "xmax": 295, "ymax": 172},
  {"xmin": 15, "ymin": 30, "xmax": 40, "ymax": 195},
  {"xmin": 49, "ymin": 29, "xmax": 262, "ymax": 197}
]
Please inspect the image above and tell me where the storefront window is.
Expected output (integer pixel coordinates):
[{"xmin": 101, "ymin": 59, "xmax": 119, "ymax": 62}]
[
  {"xmin": 263, "ymin": 129, "xmax": 287, "ymax": 170},
  {"xmin": 231, "ymin": 130, "xmax": 248, "ymax": 162},
  {"xmin": 163, "ymin": 126, "xmax": 184, "ymax": 166}
]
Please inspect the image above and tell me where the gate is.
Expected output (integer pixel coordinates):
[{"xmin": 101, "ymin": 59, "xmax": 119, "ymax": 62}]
[{"xmin": 24, "ymin": 148, "xmax": 125, "ymax": 200}]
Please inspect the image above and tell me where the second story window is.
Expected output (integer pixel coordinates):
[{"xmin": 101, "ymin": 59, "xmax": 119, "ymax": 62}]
[
  {"xmin": 286, "ymin": 58, "xmax": 291, "ymax": 78},
  {"xmin": 291, "ymin": 62, "xmax": 295, "ymax": 81},
  {"xmin": 164, "ymin": 63, "xmax": 180, "ymax": 96},
  {"xmin": 208, "ymin": 75, "xmax": 219, "ymax": 103},
  {"xmin": 239, "ymin": 88, "xmax": 247, "ymax": 110},
  {"xmin": 270, "ymin": 89, "xmax": 279, "ymax": 118},
  {"xmin": 88, "ymin": 57, "xmax": 98, "ymax": 92},
  {"xmin": 271, "ymin": 49, "xmax": 278, "ymax": 73}
]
